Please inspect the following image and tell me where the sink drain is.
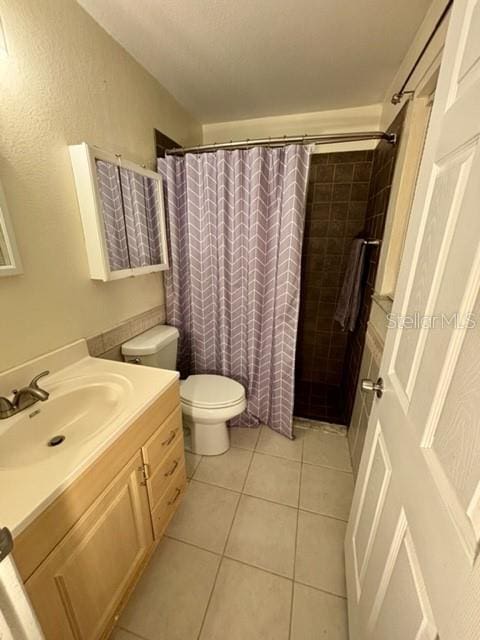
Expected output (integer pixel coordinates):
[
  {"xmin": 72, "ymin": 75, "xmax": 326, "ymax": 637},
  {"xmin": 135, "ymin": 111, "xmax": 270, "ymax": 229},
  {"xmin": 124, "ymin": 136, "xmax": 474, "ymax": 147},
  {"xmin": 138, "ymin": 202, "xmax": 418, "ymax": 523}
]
[{"xmin": 47, "ymin": 435, "xmax": 65, "ymax": 447}]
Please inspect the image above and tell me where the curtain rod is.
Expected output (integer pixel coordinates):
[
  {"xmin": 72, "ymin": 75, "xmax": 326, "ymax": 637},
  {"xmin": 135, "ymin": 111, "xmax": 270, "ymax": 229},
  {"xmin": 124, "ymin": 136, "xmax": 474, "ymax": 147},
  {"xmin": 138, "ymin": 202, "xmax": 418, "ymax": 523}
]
[
  {"xmin": 391, "ymin": 0, "xmax": 453, "ymax": 105},
  {"xmin": 165, "ymin": 131, "xmax": 396, "ymax": 155}
]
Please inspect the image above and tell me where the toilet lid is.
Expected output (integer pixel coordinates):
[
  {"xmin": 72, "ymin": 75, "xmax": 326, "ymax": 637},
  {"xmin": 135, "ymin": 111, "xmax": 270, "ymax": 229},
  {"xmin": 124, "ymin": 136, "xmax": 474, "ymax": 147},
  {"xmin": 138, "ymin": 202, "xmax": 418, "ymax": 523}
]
[{"xmin": 180, "ymin": 375, "xmax": 245, "ymax": 409}]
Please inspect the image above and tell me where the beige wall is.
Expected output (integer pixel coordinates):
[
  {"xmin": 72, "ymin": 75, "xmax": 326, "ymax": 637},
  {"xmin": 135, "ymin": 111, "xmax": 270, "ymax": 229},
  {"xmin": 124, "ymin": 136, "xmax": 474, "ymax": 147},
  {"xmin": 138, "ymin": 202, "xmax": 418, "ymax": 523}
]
[
  {"xmin": 0, "ymin": 0, "xmax": 201, "ymax": 372},
  {"xmin": 380, "ymin": 0, "xmax": 450, "ymax": 131},
  {"xmin": 202, "ymin": 104, "xmax": 383, "ymax": 153},
  {"xmin": 375, "ymin": 0, "xmax": 449, "ymax": 298}
]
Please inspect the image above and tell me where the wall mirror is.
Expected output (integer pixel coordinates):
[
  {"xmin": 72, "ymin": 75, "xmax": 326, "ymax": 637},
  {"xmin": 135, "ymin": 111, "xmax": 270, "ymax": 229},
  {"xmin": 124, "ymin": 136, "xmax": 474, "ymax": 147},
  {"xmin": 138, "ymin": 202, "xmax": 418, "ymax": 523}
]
[
  {"xmin": 0, "ymin": 181, "xmax": 23, "ymax": 277},
  {"xmin": 69, "ymin": 143, "xmax": 169, "ymax": 281}
]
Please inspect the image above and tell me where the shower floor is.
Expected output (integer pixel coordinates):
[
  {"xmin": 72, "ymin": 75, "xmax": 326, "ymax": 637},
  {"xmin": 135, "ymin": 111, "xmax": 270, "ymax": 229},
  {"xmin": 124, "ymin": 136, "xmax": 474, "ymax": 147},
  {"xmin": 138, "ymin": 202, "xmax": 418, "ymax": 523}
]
[{"xmin": 109, "ymin": 421, "xmax": 353, "ymax": 640}]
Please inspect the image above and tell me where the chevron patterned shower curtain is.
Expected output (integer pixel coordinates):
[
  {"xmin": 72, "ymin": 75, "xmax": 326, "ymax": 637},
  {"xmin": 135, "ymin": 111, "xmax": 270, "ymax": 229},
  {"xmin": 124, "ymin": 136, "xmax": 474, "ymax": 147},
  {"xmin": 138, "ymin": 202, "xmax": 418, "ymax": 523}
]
[{"xmin": 158, "ymin": 145, "xmax": 311, "ymax": 438}]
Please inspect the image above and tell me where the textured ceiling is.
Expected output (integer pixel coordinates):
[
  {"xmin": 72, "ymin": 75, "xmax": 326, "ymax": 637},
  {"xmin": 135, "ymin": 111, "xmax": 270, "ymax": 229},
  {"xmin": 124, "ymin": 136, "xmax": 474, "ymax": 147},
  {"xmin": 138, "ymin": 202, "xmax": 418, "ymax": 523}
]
[{"xmin": 77, "ymin": 0, "xmax": 433, "ymax": 123}]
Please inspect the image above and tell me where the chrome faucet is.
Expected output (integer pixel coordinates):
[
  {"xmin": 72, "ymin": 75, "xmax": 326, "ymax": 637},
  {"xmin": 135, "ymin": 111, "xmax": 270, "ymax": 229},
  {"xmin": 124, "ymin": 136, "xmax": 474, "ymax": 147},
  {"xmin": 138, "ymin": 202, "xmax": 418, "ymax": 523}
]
[{"xmin": 0, "ymin": 371, "xmax": 50, "ymax": 419}]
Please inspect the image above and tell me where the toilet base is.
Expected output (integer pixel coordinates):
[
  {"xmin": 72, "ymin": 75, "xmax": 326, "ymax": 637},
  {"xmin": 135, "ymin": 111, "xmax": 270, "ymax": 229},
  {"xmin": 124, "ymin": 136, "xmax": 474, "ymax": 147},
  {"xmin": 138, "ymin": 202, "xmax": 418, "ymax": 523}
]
[{"xmin": 184, "ymin": 416, "xmax": 230, "ymax": 456}]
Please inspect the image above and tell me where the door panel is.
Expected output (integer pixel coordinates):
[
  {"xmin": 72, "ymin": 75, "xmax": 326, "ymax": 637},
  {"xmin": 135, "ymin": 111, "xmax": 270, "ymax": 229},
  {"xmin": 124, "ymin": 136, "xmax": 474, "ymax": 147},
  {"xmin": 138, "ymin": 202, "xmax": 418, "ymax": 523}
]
[
  {"xmin": 369, "ymin": 513, "xmax": 437, "ymax": 640},
  {"xmin": 346, "ymin": 2, "xmax": 480, "ymax": 637},
  {"xmin": 393, "ymin": 156, "xmax": 464, "ymax": 397},
  {"xmin": 351, "ymin": 423, "xmax": 392, "ymax": 600},
  {"xmin": 429, "ymin": 286, "xmax": 480, "ymax": 547},
  {"xmin": 409, "ymin": 142, "xmax": 479, "ymax": 431},
  {"xmin": 452, "ymin": 0, "xmax": 480, "ymax": 101}
]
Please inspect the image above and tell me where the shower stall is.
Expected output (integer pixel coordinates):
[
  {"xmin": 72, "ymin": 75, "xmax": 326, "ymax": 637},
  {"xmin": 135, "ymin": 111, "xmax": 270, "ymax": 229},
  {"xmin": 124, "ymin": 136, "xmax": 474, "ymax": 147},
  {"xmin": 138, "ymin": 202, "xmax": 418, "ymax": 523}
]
[
  {"xmin": 161, "ymin": 121, "xmax": 405, "ymax": 435},
  {"xmin": 294, "ymin": 108, "xmax": 406, "ymax": 426}
]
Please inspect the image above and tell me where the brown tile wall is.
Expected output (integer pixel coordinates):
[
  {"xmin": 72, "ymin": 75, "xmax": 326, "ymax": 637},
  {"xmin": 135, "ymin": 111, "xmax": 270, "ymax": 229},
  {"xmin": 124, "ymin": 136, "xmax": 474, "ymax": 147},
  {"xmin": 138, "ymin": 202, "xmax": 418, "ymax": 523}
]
[
  {"xmin": 294, "ymin": 150, "xmax": 374, "ymax": 423},
  {"xmin": 341, "ymin": 106, "xmax": 407, "ymax": 423}
]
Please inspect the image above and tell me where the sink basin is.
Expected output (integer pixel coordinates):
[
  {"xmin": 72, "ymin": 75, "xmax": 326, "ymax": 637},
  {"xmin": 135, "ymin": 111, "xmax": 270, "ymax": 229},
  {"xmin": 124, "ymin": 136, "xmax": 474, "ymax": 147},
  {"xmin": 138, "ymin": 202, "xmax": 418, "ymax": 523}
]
[{"xmin": 0, "ymin": 373, "xmax": 132, "ymax": 468}]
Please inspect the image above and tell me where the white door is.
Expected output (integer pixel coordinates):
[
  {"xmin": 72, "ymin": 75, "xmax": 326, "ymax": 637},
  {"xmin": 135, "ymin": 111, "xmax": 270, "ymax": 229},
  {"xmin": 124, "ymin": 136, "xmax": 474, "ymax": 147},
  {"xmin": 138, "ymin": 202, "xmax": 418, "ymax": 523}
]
[{"xmin": 345, "ymin": 1, "xmax": 480, "ymax": 638}]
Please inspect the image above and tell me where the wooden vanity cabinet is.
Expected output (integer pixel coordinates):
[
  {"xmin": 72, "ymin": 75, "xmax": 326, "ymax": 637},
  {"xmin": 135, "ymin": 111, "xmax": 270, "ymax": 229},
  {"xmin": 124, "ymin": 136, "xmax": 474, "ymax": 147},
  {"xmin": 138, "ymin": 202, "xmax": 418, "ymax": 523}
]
[
  {"xmin": 25, "ymin": 451, "xmax": 153, "ymax": 640},
  {"xmin": 15, "ymin": 382, "xmax": 186, "ymax": 640}
]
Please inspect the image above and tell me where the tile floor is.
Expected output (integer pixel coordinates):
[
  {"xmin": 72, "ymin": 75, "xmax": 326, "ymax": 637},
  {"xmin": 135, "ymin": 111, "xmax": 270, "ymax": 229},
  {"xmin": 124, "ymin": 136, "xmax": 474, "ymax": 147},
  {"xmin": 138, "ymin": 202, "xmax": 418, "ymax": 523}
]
[{"xmin": 111, "ymin": 421, "xmax": 353, "ymax": 640}]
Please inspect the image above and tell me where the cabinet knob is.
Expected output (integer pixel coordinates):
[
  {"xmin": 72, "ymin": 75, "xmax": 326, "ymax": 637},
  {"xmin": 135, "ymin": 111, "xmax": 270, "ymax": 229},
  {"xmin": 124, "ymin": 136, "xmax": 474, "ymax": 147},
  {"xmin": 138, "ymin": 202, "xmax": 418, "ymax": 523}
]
[
  {"xmin": 164, "ymin": 459, "xmax": 179, "ymax": 477},
  {"xmin": 162, "ymin": 430, "xmax": 177, "ymax": 447},
  {"xmin": 167, "ymin": 488, "xmax": 181, "ymax": 506}
]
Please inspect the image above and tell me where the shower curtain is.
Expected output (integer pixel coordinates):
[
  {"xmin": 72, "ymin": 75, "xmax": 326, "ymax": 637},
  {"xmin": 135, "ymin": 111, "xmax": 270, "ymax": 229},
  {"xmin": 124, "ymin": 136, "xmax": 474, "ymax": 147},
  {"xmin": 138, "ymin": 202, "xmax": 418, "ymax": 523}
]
[{"xmin": 158, "ymin": 145, "xmax": 311, "ymax": 438}]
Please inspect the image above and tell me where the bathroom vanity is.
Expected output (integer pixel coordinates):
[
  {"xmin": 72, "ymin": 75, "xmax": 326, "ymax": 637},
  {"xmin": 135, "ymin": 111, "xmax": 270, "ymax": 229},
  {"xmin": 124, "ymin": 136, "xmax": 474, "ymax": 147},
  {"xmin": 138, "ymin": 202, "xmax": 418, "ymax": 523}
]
[{"xmin": 0, "ymin": 342, "xmax": 186, "ymax": 640}]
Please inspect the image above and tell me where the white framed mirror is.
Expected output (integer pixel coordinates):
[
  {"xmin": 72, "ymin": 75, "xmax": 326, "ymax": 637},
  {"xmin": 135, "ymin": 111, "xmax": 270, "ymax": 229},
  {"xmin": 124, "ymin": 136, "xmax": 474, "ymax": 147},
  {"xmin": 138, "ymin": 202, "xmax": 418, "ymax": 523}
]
[{"xmin": 0, "ymin": 182, "xmax": 22, "ymax": 277}]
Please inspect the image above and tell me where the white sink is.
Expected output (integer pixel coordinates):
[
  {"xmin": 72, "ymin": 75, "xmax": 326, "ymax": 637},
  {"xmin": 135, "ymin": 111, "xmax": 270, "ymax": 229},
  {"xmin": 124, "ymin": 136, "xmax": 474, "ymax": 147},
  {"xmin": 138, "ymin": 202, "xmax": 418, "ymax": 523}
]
[
  {"xmin": 0, "ymin": 340, "xmax": 179, "ymax": 536},
  {"xmin": 0, "ymin": 373, "xmax": 132, "ymax": 468}
]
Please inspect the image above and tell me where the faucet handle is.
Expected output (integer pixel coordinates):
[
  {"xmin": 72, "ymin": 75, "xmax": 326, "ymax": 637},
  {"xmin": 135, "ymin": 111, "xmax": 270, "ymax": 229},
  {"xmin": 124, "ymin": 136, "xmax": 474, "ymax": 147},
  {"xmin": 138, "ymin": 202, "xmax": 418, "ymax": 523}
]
[
  {"xmin": 29, "ymin": 370, "xmax": 50, "ymax": 389},
  {"xmin": 0, "ymin": 396, "xmax": 15, "ymax": 419}
]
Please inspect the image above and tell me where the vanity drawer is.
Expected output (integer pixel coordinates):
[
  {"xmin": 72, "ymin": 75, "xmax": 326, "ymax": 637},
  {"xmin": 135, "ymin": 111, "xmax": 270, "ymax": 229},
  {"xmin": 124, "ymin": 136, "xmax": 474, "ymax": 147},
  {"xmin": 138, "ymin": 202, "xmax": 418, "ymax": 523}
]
[
  {"xmin": 143, "ymin": 406, "xmax": 183, "ymax": 470},
  {"xmin": 147, "ymin": 437, "xmax": 185, "ymax": 510},
  {"xmin": 151, "ymin": 464, "xmax": 187, "ymax": 540}
]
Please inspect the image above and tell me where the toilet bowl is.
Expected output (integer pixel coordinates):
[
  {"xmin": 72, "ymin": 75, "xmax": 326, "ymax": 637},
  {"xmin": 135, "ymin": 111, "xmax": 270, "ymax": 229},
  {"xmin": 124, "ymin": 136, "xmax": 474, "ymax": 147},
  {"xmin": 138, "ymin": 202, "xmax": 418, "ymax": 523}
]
[
  {"xmin": 180, "ymin": 374, "xmax": 246, "ymax": 455},
  {"xmin": 121, "ymin": 326, "xmax": 246, "ymax": 455}
]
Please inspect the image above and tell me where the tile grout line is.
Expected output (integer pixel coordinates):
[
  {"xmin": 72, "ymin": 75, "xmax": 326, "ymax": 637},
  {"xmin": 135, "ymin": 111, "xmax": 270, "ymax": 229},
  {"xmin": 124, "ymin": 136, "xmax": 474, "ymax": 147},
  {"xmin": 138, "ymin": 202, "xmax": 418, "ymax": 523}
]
[
  {"xmin": 253, "ymin": 448, "xmax": 303, "ymax": 463},
  {"xmin": 288, "ymin": 431, "xmax": 304, "ymax": 640},
  {"xmin": 187, "ymin": 475, "xmax": 301, "ymax": 511},
  {"xmin": 187, "ymin": 477, "xmax": 298, "ymax": 510},
  {"xmin": 241, "ymin": 488, "xmax": 298, "ymax": 510},
  {"xmin": 302, "ymin": 459, "xmax": 353, "ymax": 474},
  {"xmin": 293, "ymin": 578, "xmax": 348, "ymax": 601},
  {"xmin": 164, "ymin": 531, "xmax": 347, "ymax": 602},
  {"xmin": 163, "ymin": 533, "xmax": 222, "ymax": 557},
  {"xmin": 297, "ymin": 506, "xmax": 350, "ymax": 524},
  {"xmin": 116, "ymin": 625, "xmax": 151, "ymax": 640},
  {"xmin": 195, "ymin": 444, "xmax": 257, "ymax": 640},
  {"xmin": 193, "ymin": 429, "xmax": 352, "ymax": 470},
  {"xmin": 253, "ymin": 435, "xmax": 303, "ymax": 461},
  {"xmin": 194, "ymin": 550, "xmax": 223, "ymax": 640},
  {"xmin": 164, "ymin": 533, "xmax": 291, "ymax": 582},
  {"xmin": 188, "ymin": 441, "xmax": 352, "ymax": 537},
  {"xmin": 187, "ymin": 429, "xmax": 350, "ymax": 638},
  {"xmin": 187, "ymin": 447, "xmax": 352, "ymax": 519},
  {"xmin": 118, "ymin": 429, "xmax": 350, "ymax": 639}
]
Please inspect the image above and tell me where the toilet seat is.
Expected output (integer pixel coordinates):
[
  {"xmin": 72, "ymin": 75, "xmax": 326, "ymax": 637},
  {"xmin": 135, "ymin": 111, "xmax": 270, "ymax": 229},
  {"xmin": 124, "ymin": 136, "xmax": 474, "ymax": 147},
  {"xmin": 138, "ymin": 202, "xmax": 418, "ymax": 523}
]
[{"xmin": 180, "ymin": 374, "xmax": 245, "ymax": 409}]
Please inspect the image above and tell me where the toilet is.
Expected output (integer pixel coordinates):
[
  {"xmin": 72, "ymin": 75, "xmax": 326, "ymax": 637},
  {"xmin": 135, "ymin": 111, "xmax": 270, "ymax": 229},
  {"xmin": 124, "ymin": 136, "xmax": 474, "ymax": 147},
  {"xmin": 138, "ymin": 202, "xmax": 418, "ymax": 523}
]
[{"xmin": 121, "ymin": 325, "xmax": 246, "ymax": 455}]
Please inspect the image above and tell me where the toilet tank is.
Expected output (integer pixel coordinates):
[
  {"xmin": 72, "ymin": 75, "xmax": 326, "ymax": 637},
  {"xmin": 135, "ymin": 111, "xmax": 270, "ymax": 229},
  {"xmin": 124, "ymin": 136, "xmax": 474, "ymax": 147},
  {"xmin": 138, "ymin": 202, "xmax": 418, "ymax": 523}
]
[{"xmin": 121, "ymin": 325, "xmax": 179, "ymax": 370}]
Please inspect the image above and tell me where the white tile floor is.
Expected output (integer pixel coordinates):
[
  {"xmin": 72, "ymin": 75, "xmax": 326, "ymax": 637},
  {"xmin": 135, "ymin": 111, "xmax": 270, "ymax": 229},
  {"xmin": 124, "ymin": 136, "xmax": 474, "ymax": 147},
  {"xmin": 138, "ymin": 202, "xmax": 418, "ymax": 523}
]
[{"xmin": 111, "ymin": 422, "xmax": 353, "ymax": 640}]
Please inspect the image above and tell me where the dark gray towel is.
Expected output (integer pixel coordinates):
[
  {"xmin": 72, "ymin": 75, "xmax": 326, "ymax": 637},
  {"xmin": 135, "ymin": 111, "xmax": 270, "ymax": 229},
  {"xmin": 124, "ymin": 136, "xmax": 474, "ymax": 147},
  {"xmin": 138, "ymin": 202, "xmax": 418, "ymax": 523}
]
[{"xmin": 334, "ymin": 238, "xmax": 366, "ymax": 331}]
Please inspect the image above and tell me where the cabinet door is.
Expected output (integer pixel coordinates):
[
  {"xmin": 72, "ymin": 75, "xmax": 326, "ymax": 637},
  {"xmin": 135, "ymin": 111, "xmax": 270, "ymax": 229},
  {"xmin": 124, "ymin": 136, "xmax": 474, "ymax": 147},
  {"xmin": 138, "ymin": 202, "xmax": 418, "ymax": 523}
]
[{"xmin": 26, "ymin": 451, "xmax": 153, "ymax": 640}]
